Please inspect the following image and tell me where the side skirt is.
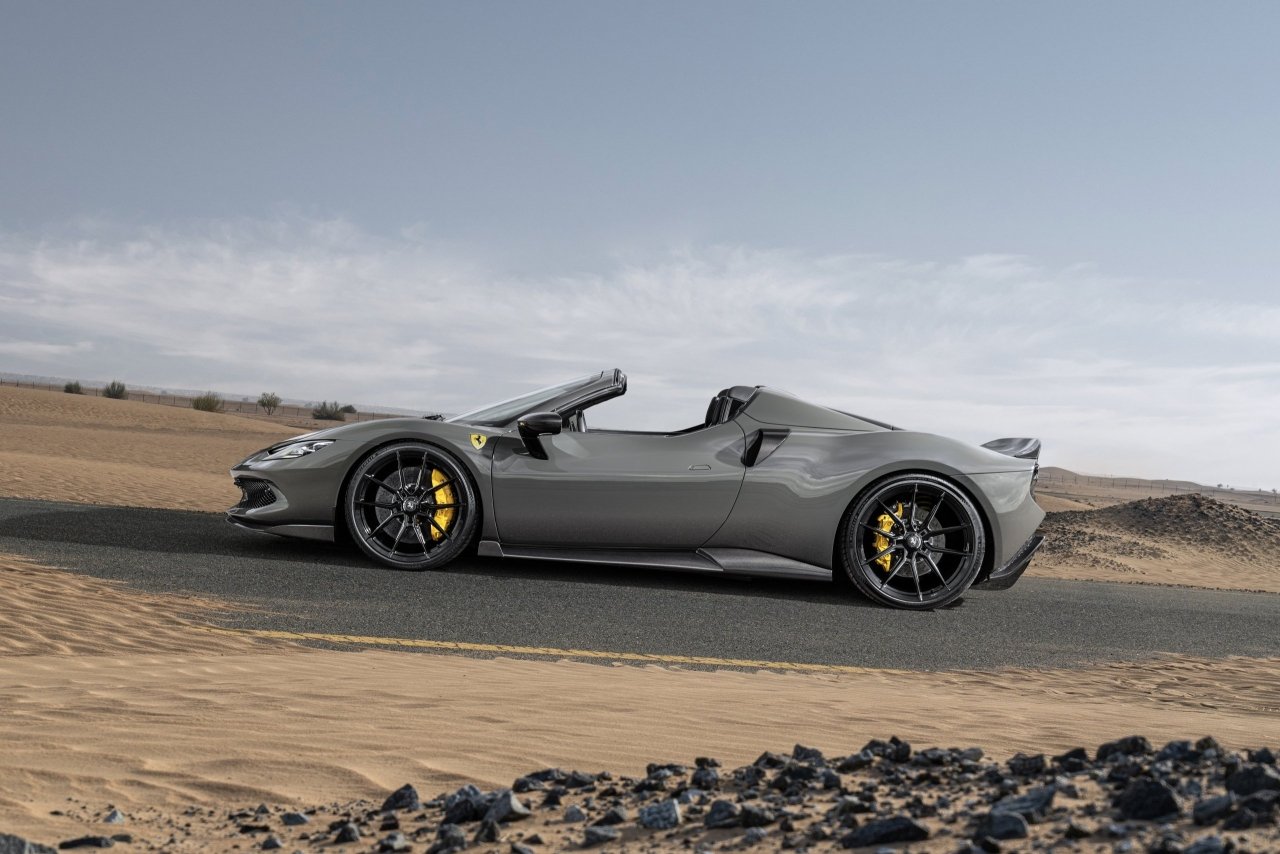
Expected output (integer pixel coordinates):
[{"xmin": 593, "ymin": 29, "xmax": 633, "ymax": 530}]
[{"xmin": 477, "ymin": 541, "xmax": 832, "ymax": 582}]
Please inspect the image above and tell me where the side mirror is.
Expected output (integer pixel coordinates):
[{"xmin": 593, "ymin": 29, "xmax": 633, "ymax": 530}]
[{"xmin": 517, "ymin": 411, "xmax": 562, "ymax": 460}]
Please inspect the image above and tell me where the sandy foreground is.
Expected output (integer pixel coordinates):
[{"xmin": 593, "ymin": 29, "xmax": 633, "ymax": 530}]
[{"xmin": 2, "ymin": 553, "xmax": 1278, "ymax": 849}]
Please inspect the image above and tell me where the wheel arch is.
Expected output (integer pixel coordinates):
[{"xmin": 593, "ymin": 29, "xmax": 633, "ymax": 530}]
[
  {"xmin": 333, "ymin": 434, "xmax": 490, "ymax": 548},
  {"xmin": 829, "ymin": 465, "xmax": 996, "ymax": 583}
]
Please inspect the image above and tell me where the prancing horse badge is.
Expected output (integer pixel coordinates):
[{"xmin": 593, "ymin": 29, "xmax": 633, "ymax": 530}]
[{"xmin": 469, "ymin": 433, "xmax": 488, "ymax": 450}]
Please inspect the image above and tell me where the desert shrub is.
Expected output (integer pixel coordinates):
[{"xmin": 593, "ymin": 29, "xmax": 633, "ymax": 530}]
[
  {"xmin": 102, "ymin": 380, "xmax": 128, "ymax": 400},
  {"xmin": 339, "ymin": 404, "xmax": 357, "ymax": 414},
  {"xmin": 312, "ymin": 400, "xmax": 346, "ymax": 421},
  {"xmin": 192, "ymin": 391, "xmax": 224, "ymax": 412},
  {"xmin": 63, "ymin": 381, "xmax": 83, "ymax": 394},
  {"xmin": 257, "ymin": 392, "xmax": 282, "ymax": 415}
]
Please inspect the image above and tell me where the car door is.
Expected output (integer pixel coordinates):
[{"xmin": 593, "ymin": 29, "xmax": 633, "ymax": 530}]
[{"xmin": 490, "ymin": 421, "xmax": 747, "ymax": 549}]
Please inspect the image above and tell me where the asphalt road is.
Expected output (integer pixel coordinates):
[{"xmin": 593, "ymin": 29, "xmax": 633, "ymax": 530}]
[{"xmin": 1, "ymin": 497, "xmax": 1277, "ymax": 671}]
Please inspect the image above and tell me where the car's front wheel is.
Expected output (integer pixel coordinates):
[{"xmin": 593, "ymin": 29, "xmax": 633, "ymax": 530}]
[
  {"xmin": 344, "ymin": 441, "xmax": 478, "ymax": 571},
  {"xmin": 837, "ymin": 473, "xmax": 986, "ymax": 610}
]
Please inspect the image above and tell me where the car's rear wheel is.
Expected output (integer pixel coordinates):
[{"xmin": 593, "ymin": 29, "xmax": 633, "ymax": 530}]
[
  {"xmin": 344, "ymin": 442, "xmax": 477, "ymax": 571},
  {"xmin": 837, "ymin": 473, "xmax": 986, "ymax": 610}
]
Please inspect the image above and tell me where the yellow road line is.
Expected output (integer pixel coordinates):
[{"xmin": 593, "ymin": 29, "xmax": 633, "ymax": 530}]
[{"xmin": 201, "ymin": 626, "xmax": 893, "ymax": 675}]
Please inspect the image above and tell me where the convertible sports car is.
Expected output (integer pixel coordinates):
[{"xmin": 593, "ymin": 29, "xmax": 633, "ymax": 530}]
[{"xmin": 228, "ymin": 369, "xmax": 1044, "ymax": 609}]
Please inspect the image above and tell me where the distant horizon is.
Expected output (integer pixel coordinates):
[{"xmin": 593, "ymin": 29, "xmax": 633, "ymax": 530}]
[{"xmin": 5, "ymin": 367, "xmax": 1276, "ymax": 495}]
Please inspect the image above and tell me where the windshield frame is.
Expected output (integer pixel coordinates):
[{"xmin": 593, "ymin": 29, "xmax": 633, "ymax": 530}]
[{"xmin": 447, "ymin": 370, "xmax": 625, "ymax": 428}]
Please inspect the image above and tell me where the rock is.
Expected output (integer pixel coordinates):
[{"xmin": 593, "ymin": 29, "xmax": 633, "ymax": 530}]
[
  {"xmin": 792, "ymin": 745, "xmax": 826, "ymax": 766},
  {"xmin": 1240, "ymin": 789, "xmax": 1279, "ymax": 818},
  {"xmin": 1053, "ymin": 747, "xmax": 1090, "ymax": 773},
  {"xmin": 1221, "ymin": 808, "xmax": 1257, "ymax": 830},
  {"xmin": 1155, "ymin": 740, "xmax": 1196, "ymax": 762},
  {"xmin": 1225, "ymin": 763, "xmax": 1280, "ymax": 796},
  {"xmin": 771, "ymin": 763, "xmax": 819, "ymax": 791},
  {"xmin": 281, "ymin": 812, "xmax": 309, "ymax": 826},
  {"xmin": 511, "ymin": 845, "xmax": 535, "ymax": 854},
  {"xmin": 754, "ymin": 751, "xmax": 788, "ymax": 769},
  {"xmin": 260, "ymin": 837, "xmax": 283, "ymax": 851},
  {"xmin": 101, "ymin": 810, "xmax": 124, "ymax": 826},
  {"xmin": 591, "ymin": 807, "xmax": 627, "ymax": 826},
  {"xmin": 638, "ymin": 800, "xmax": 681, "ymax": 830},
  {"xmin": 474, "ymin": 820, "xmax": 500, "ymax": 843},
  {"xmin": 1249, "ymin": 746, "xmax": 1275, "ymax": 765},
  {"xmin": 1115, "ymin": 778, "xmax": 1181, "ymax": 821},
  {"xmin": 704, "ymin": 799, "xmax": 742, "ymax": 829},
  {"xmin": 973, "ymin": 811, "xmax": 1028, "ymax": 840},
  {"xmin": 860, "ymin": 737, "xmax": 911, "ymax": 763},
  {"xmin": 444, "ymin": 784, "xmax": 487, "ymax": 824},
  {"xmin": 378, "ymin": 832, "xmax": 410, "ymax": 852},
  {"xmin": 1097, "ymin": 736, "xmax": 1152, "ymax": 763},
  {"xmin": 563, "ymin": 805, "xmax": 587, "ymax": 823},
  {"xmin": 1192, "ymin": 794, "xmax": 1235, "ymax": 826},
  {"xmin": 582, "ymin": 826, "xmax": 619, "ymax": 847},
  {"xmin": 485, "ymin": 789, "xmax": 531, "ymax": 824},
  {"xmin": 428, "ymin": 824, "xmax": 467, "ymax": 854},
  {"xmin": 991, "ymin": 786, "xmax": 1055, "ymax": 821},
  {"xmin": 743, "ymin": 827, "xmax": 767, "ymax": 845},
  {"xmin": 691, "ymin": 767, "xmax": 719, "ymax": 789},
  {"xmin": 55, "ymin": 840, "xmax": 114, "ymax": 851},
  {"xmin": 1184, "ymin": 837, "xmax": 1227, "ymax": 854},
  {"xmin": 1007, "ymin": 754, "xmax": 1046, "ymax": 777},
  {"xmin": 381, "ymin": 784, "xmax": 422, "ymax": 813},
  {"xmin": 380, "ymin": 815, "xmax": 401, "ymax": 832},
  {"xmin": 839, "ymin": 816, "xmax": 928, "ymax": 848},
  {"xmin": 332, "ymin": 823, "xmax": 361, "ymax": 844},
  {"xmin": 1063, "ymin": 820, "xmax": 1092, "ymax": 839},
  {"xmin": 836, "ymin": 750, "xmax": 875, "ymax": 773},
  {"xmin": 0, "ymin": 834, "xmax": 58, "ymax": 854},
  {"xmin": 563, "ymin": 771, "xmax": 596, "ymax": 789},
  {"xmin": 741, "ymin": 805, "xmax": 776, "ymax": 828},
  {"xmin": 821, "ymin": 769, "xmax": 842, "ymax": 789},
  {"xmin": 237, "ymin": 823, "xmax": 272, "ymax": 834}
]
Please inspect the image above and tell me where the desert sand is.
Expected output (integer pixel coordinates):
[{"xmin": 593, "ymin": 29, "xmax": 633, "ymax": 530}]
[
  {"xmin": 0, "ymin": 385, "xmax": 295, "ymax": 511},
  {"xmin": 2, "ymin": 553, "xmax": 1278, "ymax": 849}
]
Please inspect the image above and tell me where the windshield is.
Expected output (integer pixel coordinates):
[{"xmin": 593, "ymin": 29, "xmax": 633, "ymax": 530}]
[{"xmin": 448, "ymin": 374, "xmax": 601, "ymax": 427}]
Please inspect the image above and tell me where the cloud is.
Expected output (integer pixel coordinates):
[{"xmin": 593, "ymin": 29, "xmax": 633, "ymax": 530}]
[
  {"xmin": 1, "ymin": 218, "xmax": 1277, "ymax": 488},
  {"xmin": 0, "ymin": 339, "xmax": 93, "ymax": 359}
]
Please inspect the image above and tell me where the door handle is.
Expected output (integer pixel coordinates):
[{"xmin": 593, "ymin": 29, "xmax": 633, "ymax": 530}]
[{"xmin": 688, "ymin": 464, "xmax": 711, "ymax": 471}]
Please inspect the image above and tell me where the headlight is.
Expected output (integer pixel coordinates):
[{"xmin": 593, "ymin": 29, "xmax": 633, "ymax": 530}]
[{"xmin": 263, "ymin": 440, "xmax": 334, "ymax": 460}]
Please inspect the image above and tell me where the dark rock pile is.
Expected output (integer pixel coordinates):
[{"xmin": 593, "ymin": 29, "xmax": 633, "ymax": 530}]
[
  {"xmin": 1041, "ymin": 494, "xmax": 1280, "ymax": 568},
  {"xmin": 5, "ymin": 735, "xmax": 1277, "ymax": 852}
]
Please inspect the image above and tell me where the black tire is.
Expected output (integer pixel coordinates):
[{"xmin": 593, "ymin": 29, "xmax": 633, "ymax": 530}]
[
  {"xmin": 837, "ymin": 473, "xmax": 986, "ymax": 610},
  {"xmin": 344, "ymin": 441, "xmax": 478, "ymax": 571}
]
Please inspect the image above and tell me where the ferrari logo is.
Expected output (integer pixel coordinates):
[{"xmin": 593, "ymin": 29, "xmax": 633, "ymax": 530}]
[{"xmin": 470, "ymin": 433, "xmax": 487, "ymax": 450}]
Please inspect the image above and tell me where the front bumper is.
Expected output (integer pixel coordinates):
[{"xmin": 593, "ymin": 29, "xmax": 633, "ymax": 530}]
[{"xmin": 972, "ymin": 534, "xmax": 1044, "ymax": 591}]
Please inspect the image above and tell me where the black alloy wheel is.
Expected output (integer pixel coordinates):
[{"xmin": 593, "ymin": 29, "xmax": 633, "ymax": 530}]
[
  {"xmin": 345, "ymin": 442, "xmax": 478, "ymax": 570},
  {"xmin": 838, "ymin": 473, "xmax": 986, "ymax": 610}
]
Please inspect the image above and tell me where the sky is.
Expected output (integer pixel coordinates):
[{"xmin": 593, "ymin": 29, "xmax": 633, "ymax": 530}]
[{"xmin": 1, "ymin": 2, "xmax": 1278, "ymax": 487}]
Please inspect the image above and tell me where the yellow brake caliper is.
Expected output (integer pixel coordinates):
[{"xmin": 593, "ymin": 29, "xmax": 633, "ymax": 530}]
[
  {"xmin": 873, "ymin": 502, "xmax": 903, "ymax": 572},
  {"xmin": 429, "ymin": 468, "xmax": 456, "ymax": 541}
]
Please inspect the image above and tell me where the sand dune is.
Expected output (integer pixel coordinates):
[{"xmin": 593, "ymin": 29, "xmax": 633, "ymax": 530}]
[
  {"xmin": 1034, "ymin": 494, "xmax": 1280, "ymax": 594},
  {"xmin": 0, "ymin": 385, "xmax": 295, "ymax": 511},
  {"xmin": 1, "ymin": 554, "xmax": 1277, "ymax": 849}
]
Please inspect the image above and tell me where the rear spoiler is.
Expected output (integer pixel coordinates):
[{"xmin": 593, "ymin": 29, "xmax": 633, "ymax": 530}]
[{"xmin": 981, "ymin": 437, "xmax": 1041, "ymax": 461}]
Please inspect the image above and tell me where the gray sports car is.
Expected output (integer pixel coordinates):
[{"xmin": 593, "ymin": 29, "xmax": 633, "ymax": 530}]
[{"xmin": 228, "ymin": 369, "xmax": 1044, "ymax": 609}]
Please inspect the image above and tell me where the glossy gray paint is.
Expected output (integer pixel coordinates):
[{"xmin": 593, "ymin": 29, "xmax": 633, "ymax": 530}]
[{"xmin": 228, "ymin": 371, "xmax": 1044, "ymax": 588}]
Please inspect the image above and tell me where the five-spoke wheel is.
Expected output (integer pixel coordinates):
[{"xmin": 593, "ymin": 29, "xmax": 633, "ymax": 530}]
[
  {"xmin": 345, "ymin": 442, "xmax": 477, "ymax": 571},
  {"xmin": 838, "ymin": 473, "xmax": 986, "ymax": 610}
]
